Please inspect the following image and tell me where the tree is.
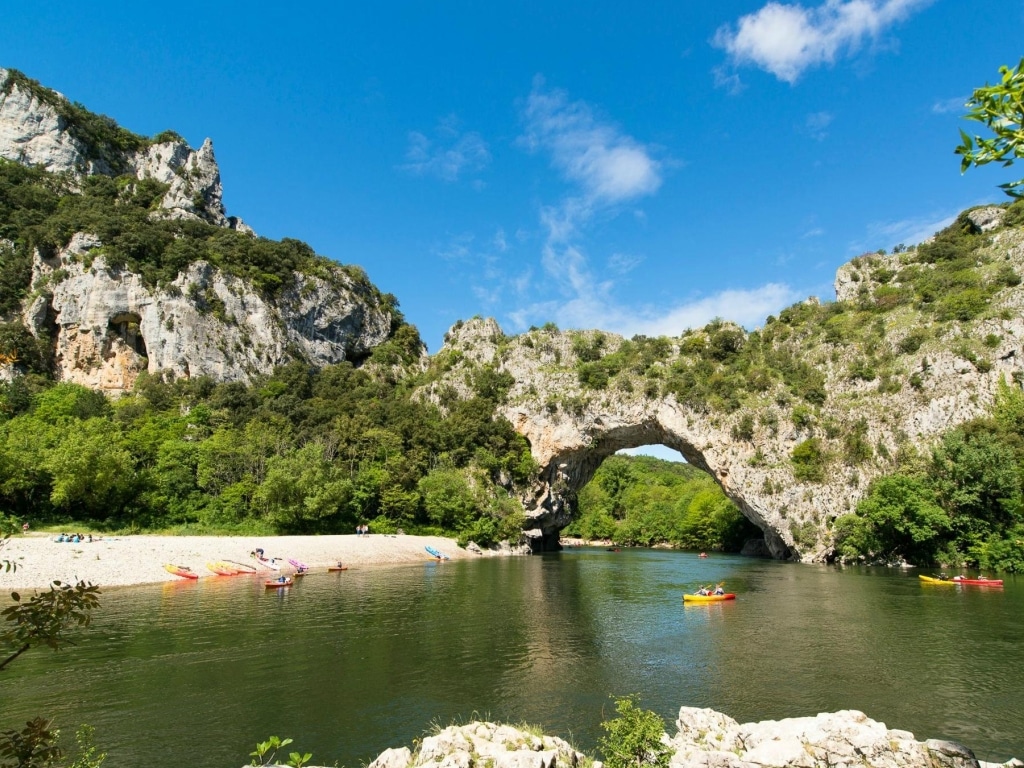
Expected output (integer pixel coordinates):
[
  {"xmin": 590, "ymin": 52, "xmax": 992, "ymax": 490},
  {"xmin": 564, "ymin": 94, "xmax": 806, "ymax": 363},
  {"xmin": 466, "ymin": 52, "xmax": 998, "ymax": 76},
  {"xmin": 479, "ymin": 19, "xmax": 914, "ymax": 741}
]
[
  {"xmin": 1, "ymin": 580, "xmax": 102, "ymax": 768},
  {"xmin": 955, "ymin": 58, "xmax": 1024, "ymax": 197},
  {"xmin": 598, "ymin": 695, "xmax": 670, "ymax": 768}
]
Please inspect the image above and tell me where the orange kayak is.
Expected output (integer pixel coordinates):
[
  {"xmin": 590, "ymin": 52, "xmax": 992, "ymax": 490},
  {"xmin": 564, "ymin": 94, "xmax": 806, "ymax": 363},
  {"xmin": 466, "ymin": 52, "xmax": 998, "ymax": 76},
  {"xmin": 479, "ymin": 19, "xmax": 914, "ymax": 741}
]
[
  {"xmin": 328, "ymin": 566, "xmax": 349, "ymax": 572},
  {"xmin": 265, "ymin": 577, "xmax": 293, "ymax": 588},
  {"xmin": 164, "ymin": 564, "xmax": 199, "ymax": 579}
]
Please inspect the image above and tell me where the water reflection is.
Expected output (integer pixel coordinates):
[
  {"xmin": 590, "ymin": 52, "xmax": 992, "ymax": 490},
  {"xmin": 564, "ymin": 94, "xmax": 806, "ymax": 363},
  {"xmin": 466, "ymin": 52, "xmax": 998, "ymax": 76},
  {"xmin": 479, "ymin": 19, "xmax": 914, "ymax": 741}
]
[{"xmin": 0, "ymin": 550, "xmax": 1019, "ymax": 767}]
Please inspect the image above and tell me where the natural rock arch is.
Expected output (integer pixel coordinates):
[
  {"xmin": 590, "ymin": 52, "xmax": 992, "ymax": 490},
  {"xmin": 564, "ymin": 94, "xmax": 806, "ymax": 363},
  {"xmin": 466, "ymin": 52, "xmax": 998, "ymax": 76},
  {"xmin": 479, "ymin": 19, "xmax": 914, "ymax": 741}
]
[{"xmin": 422, "ymin": 209, "xmax": 1024, "ymax": 560}]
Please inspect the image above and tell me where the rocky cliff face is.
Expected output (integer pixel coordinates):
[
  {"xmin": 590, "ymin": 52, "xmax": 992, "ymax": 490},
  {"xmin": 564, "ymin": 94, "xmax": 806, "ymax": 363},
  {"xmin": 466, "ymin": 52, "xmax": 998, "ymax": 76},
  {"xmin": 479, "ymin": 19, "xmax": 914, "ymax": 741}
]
[
  {"xmin": 422, "ymin": 207, "xmax": 1024, "ymax": 560},
  {"xmin": 0, "ymin": 67, "xmax": 247, "ymax": 231},
  {"xmin": 1, "ymin": 67, "xmax": 398, "ymax": 390},
  {"xmin": 21, "ymin": 234, "xmax": 393, "ymax": 392}
]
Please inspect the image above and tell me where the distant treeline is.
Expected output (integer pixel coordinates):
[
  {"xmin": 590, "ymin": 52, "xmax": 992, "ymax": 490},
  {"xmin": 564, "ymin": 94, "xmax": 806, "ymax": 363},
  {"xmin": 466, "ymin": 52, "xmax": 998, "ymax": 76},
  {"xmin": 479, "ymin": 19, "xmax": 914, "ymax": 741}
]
[{"xmin": 563, "ymin": 454, "xmax": 761, "ymax": 551}]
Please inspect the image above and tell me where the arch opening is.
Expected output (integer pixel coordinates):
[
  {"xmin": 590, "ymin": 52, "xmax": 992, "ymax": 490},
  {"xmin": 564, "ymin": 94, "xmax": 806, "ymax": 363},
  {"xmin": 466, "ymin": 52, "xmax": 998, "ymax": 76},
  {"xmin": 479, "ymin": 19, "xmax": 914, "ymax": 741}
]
[{"xmin": 523, "ymin": 423, "xmax": 793, "ymax": 559}]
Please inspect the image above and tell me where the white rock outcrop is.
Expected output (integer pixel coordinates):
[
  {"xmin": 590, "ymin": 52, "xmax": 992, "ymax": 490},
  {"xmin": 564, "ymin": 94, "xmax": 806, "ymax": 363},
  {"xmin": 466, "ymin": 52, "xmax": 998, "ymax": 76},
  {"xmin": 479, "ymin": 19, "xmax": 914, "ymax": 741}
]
[
  {"xmin": 668, "ymin": 707, "xmax": 1019, "ymax": 768},
  {"xmin": 22, "ymin": 236, "xmax": 393, "ymax": 392},
  {"xmin": 0, "ymin": 67, "xmax": 248, "ymax": 232},
  {"xmin": 250, "ymin": 711, "xmax": 1018, "ymax": 768}
]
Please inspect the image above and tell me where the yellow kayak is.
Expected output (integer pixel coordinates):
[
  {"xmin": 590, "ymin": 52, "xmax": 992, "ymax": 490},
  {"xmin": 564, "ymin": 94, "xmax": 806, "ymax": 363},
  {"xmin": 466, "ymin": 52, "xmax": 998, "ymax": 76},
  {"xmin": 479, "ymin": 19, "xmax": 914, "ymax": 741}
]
[
  {"xmin": 919, "ymin": 575, "xmax": 955, "ymax": 586},
  {"xmin": 683, "ymin": 593, "xmax": 736, "ymax": 602}
]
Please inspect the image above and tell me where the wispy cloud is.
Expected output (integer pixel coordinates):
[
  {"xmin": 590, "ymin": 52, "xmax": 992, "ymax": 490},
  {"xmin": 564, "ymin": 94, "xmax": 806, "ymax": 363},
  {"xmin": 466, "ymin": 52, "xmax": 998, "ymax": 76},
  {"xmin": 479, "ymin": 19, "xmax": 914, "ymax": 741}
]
[
  {"xmin": 860, "ymin": 207, "xmax": 972, "ymax": 251},
  {"xmin": 401, "ymin": 115, "xmax": 490, "ymax": 182},
  {"xmin": 932, "ymin": 96, "xmax": 966, "ymax": 115},
  {"xmin": 714, "ymin": 0, "xmax": 933, "ymax": 84},
  {"xmin": 607, "ymin": 252, "xmax": 644, "ymax": 275},
  {"xmin": 805, "ymin": 111, "xmax": 834, "ymax": 140},
  {"xmin": 521, "ymin": 78, "xmax": 662, "ymax": 209},
  {"xmin": 507, "ymin": 265, "xmax": 802, "ymax": 338}
]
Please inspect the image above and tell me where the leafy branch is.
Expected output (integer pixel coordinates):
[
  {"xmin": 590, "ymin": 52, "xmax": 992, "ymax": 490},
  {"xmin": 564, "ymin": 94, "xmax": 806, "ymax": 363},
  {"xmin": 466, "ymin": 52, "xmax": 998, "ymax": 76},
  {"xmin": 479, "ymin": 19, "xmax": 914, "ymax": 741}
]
[{"xmin": 956, "ymin": 58, "xmax": 1024, "ymax": 197}]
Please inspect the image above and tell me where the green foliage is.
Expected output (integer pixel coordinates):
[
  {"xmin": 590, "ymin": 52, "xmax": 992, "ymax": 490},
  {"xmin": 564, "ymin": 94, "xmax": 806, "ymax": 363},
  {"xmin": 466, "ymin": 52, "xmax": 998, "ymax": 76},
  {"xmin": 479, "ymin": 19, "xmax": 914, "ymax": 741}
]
[
  {"xmin": 565, "ymin": 455, "xmax": 759, "ymax": 550},
  {"xmin": 64, "ymin": 726, "xmax": 106, "ymax": 768},
  {"xmin": 836, "ymin": 380, "xmax": 1024, "ymax": 570},
  {"xmin": 790, "ymin": 439, "xmax": 827, "ymax": 483},
  {"xmin": 955, "ymin": 58, "xmax": 1024, "ymax": 197},
  {"xmin": 0, "ymin": 717, "xmax": 62, "ymax": 768},
  {"xmin": 249, "ymin": 736, "xmax": 294, "ymax": 766},
  {"xmin": 0, "ymin": 578, "xmax": 103, "ymax": 768},
  {"xmin": 598, "ymin": 695, "xmax": 670, "ymax": 768},
  {"xmin": 1, "ymin": 581, "xmax": 101, "ymax": 671}
]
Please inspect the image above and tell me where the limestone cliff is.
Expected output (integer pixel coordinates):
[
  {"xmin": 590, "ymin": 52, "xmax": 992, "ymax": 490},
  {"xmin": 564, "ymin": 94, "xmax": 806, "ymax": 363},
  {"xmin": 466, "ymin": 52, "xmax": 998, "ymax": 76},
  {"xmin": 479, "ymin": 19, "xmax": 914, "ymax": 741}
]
[
  {"xmin": 1, "ymin": 67, "xmax": 401, "ymax": 390},
  {"xmin": 421, "ymin": 206, "xmax": 1024, "ymax": 561}
]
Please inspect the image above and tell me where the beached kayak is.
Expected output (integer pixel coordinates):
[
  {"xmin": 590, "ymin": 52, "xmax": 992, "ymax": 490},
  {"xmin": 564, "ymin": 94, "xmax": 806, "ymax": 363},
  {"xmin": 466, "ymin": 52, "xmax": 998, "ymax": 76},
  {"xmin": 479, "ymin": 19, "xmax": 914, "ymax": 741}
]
[
  {"xmin": 683, "ymin": 593, "xmax": 735, "ymax": 603},
  {"xmin": 425, "ymin": 546, "xmax": 449, "ymax": 560},
  {"xmin": 164, "ymin": 564, "xmax": 199, "ymax": 579},
  {"xmin": 265, "ymin": 577, "xmax": 293, "ymax": 588},
  {"xmin": 206, "ymin": 562, "xmax": 238, "ymax": 575}
]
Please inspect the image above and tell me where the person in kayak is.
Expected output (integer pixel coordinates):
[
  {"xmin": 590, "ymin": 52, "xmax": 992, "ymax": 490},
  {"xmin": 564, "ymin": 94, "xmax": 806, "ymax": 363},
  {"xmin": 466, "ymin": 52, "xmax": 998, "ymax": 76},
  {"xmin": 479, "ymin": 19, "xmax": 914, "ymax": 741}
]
[{"xmin": 714, "ymin": 584, "xmax": 725, "ymax": 595}]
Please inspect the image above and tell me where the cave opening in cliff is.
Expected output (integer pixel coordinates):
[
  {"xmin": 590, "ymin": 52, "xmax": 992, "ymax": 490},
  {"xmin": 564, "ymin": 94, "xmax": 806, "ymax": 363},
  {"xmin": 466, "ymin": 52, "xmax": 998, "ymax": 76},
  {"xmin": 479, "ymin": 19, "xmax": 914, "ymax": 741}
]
[{"xmin": 108, "ymin": 313, "xmax": 148, "ymax": 359}]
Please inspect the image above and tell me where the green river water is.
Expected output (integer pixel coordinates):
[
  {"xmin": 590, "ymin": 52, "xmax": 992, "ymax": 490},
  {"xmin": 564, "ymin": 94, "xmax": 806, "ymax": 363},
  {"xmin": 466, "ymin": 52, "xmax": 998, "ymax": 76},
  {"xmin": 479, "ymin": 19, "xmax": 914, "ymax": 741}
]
[{"xmin": 0, "ymin": 548, "xmax": 1020, "ymax": 767}]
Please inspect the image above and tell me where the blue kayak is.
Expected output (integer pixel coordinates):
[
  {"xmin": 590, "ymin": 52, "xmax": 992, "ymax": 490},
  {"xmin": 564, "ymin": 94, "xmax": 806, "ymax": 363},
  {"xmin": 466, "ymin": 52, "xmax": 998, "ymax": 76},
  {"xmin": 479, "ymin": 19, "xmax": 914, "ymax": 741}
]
[{"xmin": 425, "ymin": 546, "xmax": 449, "ymax": 560}]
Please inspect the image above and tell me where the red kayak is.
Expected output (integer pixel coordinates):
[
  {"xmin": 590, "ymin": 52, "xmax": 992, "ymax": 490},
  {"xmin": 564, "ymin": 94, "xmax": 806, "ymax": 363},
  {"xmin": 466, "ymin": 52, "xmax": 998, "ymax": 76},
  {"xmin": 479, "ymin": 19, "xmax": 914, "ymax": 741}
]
[{"xmin": 952, "ymin": 576, "xmax": 1004, "ymax": 586}]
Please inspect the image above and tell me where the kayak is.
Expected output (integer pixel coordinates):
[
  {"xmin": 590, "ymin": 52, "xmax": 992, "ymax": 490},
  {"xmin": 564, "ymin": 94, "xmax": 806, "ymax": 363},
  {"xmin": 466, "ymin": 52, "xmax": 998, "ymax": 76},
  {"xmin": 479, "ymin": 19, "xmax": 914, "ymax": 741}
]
[
  {"xmin": 206, "ymin": 561, "xmax": 238, "ymax": 576},
  {"xmin": 683, "ymin": 593, "xmax": 736, "ymax": 603},
  {"xmin": 919, "ymin": 575, "xmax": 1004, "ymax": 586},
  {"xmin": 224, "ymin": 560, "xmax": 257, "ymax": 574},
  {"xmin": 164, "ymin": 564, "xmax": 199, "ymax": 580},
  {"xmin": 919, "ymin": 575, "xmax": 956, "ymax": 586},
  {"xmin": 288, "ymin": 558, "xmax": 309, "ymax": 571},
  {"xmin": 952, "ymin": 576, "xmax": 1003, "ymax": 586},
  {"xmin": 252, "ymin": 556, "xmax": 281, "ymax": 571},
  {"xmin": 328, "ymin": 566, "xmax": 349, "ymax": 572},
  {"xmin": 425, "ymin": 546, "xmax": 449, "ymax": 560},
  {"xmin": 265, "ymin": 577, "xmax": 293, "ymax": 588}
]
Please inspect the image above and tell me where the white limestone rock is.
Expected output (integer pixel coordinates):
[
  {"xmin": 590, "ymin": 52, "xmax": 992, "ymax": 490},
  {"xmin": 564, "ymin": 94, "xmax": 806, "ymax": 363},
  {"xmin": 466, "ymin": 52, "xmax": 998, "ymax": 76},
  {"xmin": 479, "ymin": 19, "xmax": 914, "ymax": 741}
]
[
  {"xmin": 668, "ymin": 708, "xmax": 992, "ymax": 768},
  {"xmin": 0, "ymin": 67, "xmax": 250, "ymax": 233},
  {"xmin": 22, "ymin": 241, "xmax": 393, "ymax": 393}
]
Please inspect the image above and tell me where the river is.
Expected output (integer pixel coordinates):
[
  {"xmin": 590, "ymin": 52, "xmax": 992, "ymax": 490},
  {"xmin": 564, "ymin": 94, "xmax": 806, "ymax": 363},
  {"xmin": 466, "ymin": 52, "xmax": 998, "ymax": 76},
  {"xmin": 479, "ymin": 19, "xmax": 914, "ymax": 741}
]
[{"xmin": 1, "ymin": 548, "xmax": 1020, "ymax": 767}]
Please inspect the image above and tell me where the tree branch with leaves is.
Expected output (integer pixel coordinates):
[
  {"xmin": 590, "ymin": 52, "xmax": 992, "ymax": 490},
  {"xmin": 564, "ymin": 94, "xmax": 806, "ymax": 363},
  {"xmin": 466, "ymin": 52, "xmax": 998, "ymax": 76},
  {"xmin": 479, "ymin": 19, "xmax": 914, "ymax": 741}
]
[{"xmin": 956, "ymin": 58, "xmax": 1024, "ymax": 197}]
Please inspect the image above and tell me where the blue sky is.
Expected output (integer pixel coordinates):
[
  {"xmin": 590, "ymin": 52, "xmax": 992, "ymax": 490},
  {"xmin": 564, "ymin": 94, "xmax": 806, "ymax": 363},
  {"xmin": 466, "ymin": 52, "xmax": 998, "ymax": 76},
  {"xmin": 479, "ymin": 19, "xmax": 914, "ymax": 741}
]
[{"xmin": 2, "ymin": 1, "xmax": 1022, "ymax": 357}]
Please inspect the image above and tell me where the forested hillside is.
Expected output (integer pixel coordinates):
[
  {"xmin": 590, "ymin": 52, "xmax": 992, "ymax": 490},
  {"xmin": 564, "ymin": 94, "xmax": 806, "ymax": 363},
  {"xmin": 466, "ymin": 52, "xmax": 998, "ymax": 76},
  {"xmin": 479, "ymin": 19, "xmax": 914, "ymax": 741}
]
[{"xmin": 0, "ymin": 361, "xmax": 534, "ymax": 545}]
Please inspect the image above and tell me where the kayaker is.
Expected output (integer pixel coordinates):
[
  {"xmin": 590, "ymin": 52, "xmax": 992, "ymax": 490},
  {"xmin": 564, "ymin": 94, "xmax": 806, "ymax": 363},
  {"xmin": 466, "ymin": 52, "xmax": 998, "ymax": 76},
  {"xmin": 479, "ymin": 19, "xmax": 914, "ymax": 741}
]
[{"xmin": 714, "ymin": 585, "xmax": 725, "ymax": 595}]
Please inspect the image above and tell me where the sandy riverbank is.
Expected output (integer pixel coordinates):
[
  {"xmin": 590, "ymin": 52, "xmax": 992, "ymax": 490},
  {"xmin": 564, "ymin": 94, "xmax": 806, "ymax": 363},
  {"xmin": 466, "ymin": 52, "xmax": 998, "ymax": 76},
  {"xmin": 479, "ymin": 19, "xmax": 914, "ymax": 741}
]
[{"xmin": 0, "ymin": 533, "xmax": 474, "ymax": 590}]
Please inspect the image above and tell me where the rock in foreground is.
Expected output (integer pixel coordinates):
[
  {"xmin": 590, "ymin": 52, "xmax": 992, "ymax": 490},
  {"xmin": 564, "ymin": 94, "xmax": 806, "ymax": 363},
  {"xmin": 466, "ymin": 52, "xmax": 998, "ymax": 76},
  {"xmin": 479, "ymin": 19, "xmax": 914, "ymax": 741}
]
[{"xmin": 253, "ymin": 709, "xmax": 1019, "ymax": 768}]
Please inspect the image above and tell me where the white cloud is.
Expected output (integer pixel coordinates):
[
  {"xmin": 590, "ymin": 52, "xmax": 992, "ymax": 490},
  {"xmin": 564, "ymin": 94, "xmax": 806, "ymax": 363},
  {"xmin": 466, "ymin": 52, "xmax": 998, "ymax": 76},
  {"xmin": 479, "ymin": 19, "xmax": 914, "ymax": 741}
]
[
  {"xmin": 932, "ymin": 96, "xmax": 966, "ymax": 115},
  {"xmin": 607, "ymin": 252, "xmax": 644, "ymax": 275},
  {"xmin": 863, "ymin": 210, "xmax": 957, "ymax": 250},
  {"xmin": 505, "ymin": 266, "xmax": 802, "ymax": 339},
  {"xmin": 805, "ymin": 111, "xmax": 834, "ymax": 140},
  {"xmin": 401, "ymin": 119, "xmax": 491, "ymax": 182},
  {"xmin": 521, "ymin": 79, "xmax": 661, "ymax": 206},
  {"xmin": 714, "ymin": 0, "xmax": 933, "ymax": 84}
]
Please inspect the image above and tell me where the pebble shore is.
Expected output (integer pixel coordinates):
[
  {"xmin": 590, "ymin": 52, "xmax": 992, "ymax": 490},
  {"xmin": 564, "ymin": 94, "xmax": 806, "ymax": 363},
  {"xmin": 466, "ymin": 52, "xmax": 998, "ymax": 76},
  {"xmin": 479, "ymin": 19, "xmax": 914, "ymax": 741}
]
[{"xmin": 0, "ymin": 532, "xmax": 471, "ymax": 590}]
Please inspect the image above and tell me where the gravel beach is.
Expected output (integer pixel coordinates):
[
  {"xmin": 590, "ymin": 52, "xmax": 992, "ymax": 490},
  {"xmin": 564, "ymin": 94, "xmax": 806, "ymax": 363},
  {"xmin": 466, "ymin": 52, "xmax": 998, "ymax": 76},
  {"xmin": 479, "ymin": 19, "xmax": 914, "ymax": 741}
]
[{"xmin": 0, "ymin": 533, "xmax": 472, "ymax": 590}]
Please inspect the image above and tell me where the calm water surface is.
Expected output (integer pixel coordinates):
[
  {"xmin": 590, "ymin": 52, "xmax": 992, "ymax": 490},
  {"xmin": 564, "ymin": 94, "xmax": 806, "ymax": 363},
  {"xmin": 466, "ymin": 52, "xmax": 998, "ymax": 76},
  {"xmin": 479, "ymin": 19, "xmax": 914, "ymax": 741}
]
[{"xmin": 1, "ymin": 549, "xmax": 1020, "ymax": 767}]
